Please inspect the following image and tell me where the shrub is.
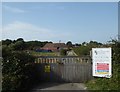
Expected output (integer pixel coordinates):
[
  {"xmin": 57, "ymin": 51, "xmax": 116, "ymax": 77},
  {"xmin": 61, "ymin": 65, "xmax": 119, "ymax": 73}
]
[
  {"xmin": 2, "ymin": 46, "xmax": 36, "ymax": 91},
  {"xmin": 60, "ymin": 49, "xmax": 67, "ymax": 56}
]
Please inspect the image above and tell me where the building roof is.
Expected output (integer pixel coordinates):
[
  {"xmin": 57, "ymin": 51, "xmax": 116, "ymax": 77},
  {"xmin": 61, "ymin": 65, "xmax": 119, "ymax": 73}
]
[
  {"xmin": 53, "ymin": 43, "xmax": 66, "ymax": 48},
  {"xmin": 42, "ymin": 43, "xmax": 67, "ymax": 49},
  {"xmin": 43, "ymin": 43, "xmax": 54, "ymax": 48}
]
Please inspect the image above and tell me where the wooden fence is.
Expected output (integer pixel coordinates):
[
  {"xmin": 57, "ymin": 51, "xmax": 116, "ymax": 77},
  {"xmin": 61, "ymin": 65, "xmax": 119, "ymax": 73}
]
[{"xmin": 35, "ymin": 56, "xmax": 93, "ymax": 83}]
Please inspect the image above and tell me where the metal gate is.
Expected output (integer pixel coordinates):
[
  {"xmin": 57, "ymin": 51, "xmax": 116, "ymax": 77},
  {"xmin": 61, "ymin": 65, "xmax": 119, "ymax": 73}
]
[{"xmin": 35, "ymin": 56, "xmax": 93, "ymax": 83}]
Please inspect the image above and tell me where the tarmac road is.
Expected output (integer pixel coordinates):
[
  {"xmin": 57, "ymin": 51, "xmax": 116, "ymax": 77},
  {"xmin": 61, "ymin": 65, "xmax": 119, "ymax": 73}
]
[{"xmin": 30, "ymin": 82, "xmax": 88, "ymax": 92}]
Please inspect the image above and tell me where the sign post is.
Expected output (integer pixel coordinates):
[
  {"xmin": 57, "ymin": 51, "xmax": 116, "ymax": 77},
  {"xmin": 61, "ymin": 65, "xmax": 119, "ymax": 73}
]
[{"xmin": 92, "ymin": 48, "xmax": 112, "ymax": 78}]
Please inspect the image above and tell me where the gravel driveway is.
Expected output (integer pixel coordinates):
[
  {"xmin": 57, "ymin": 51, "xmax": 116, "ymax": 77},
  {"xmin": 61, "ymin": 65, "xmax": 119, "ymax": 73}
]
[{"xmin": 30, "ymin": 82, "xmax": 88, "ymax": 92}]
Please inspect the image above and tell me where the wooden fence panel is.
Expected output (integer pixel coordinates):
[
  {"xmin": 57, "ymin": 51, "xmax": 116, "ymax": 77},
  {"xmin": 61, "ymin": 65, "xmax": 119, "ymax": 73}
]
[{"xmin": 35, "ymin": 56, "xmax": 93, "ymax": 83}]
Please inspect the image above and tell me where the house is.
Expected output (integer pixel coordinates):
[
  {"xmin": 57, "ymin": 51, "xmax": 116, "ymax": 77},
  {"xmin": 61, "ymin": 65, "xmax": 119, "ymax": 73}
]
[{"xmin": 41, "ymin": 43, "xmax": 68, "ymax": 52}]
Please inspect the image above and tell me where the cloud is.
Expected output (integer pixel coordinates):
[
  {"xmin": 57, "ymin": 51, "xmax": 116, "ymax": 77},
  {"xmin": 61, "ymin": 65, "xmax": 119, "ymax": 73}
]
[
  {"xmin": 2, "ymin": 21, "xmax": 71, "ymax": 41},
  {"xmin": 3, "ymin": 5, "xmax": 25, "ymax": 13}
]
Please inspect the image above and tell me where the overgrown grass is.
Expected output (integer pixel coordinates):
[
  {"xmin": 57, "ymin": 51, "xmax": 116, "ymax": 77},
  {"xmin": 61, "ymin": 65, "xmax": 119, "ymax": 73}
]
[
  {"xmin": 86, "ymin": 72, "xmax": 119, "ymax": 91},
  {"xmin": 85, "ymin": 61, "xmax": 119, "ymax": 91}
]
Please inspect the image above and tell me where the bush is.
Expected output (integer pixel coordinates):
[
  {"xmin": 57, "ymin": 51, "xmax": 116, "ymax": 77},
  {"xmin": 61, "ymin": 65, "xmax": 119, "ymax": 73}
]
[
  {"xmin": 73, "ymin": 46, "xmax": 90, "ymax": 56},
  {"xmin": 60, "ymin": 49, "xmax": 67, "ymax": 56},
  {"xmin": 2, "ymin": 46, "xmax": 36, "ymax": 91}
]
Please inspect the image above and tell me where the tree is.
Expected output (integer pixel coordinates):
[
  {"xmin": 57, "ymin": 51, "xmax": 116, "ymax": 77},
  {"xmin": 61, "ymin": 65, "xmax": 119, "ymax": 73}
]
[
  {"xmin": 2, "ymin": 39, "xmax": 12, "ymax": 46},
  {"xmin": 89, "ymin": 41, "xmax": 102, "ymax": 47},
  {"xmin": 66, "ymin": 41, "xmax": 73, "ymax": 49},
  {"xmin": 16, "ymin": 38, "xmax": 24, "ymax": 42},
  {"xmin": 9, "ymin": 41, "xmax": 25, "ymax": 51},
  {"xmin": 75, "ymin": 43, "xmax": 81, "ymax": 47},
  {"xmin": 82, "ymin": 42, "xmax": 87, "ymax": 46}
]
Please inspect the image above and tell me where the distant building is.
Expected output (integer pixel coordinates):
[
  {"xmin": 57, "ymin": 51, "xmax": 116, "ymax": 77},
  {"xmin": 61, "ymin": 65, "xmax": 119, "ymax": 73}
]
[{"xmin": 41, "ymin": 43, "xmax": 68, "ymax": 52}]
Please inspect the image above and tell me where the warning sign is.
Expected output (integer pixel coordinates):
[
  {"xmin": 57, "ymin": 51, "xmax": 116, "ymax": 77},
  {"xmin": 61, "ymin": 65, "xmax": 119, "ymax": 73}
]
[
  {"xmin": 92, "ymin": 48, "xmax": 112, "ymax": 78},
  {"xmin": 44, "ymin": 65, "xmax": 50, "ymax": 72},
  {"xmin": 96, "ymin": 63, "xmax": 109, "ymax": 75}
]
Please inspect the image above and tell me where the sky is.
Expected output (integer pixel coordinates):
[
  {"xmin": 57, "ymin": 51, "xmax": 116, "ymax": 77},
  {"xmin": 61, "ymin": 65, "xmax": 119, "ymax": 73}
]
[{"xmin": 2, "ymin": 2, "xmax": 118, "ymax": 44}]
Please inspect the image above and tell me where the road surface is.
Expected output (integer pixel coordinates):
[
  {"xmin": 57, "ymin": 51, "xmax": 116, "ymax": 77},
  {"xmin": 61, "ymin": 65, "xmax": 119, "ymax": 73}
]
[{"xmin": 30, "ymin": 83, "xmax": 88, "ymax": 92}]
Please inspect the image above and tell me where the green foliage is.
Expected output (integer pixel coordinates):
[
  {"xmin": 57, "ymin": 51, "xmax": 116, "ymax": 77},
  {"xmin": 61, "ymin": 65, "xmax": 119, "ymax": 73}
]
[
  {"xmin": 66, "ymin": 41, "xmax": 73, "ymax": 48},
  {"xmin": 2, "ymin": 45, "xmax": 36, "ymax": 91},
  {"xmin": 73, "ymin": 46, "xmax": 90, "ymax": 56},
  {"xmin": 25, "ymin": 41, "xmax": 52, "ymax": 50},
  {"xmin": 0, "ymin": 50, "xmax": 1, "ymax": 56},
  {"xmin": 60, "ymin": 49, "xmax": 67, "ymax": 56},
  {"xmin": 2, "ymin": 38, "xmax": 50, "ymax": 91},
  {"xmin": 2, "ymin": 38, "xmax": 52, "ymax": 51},
  {"xmin": 9, "ymin": 41, "xmax": 25, "ymax": 51},
  {"xmin": 73, "ymin": 41, "xmax": 103, "ymax": 56},
  {"xmin": 2, "ymin": 39, "xmax": 12, "ymax": 46},
  {"xmin": 16, "ymin": 38, "xmax": 24, "ymax": 42}
]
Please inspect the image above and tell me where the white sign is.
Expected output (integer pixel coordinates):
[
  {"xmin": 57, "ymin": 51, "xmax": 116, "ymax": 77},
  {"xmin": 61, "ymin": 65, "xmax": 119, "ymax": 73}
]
[{"xmin": 92, "ymin": 48, "xmax": 112, "ymax": 78}]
